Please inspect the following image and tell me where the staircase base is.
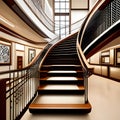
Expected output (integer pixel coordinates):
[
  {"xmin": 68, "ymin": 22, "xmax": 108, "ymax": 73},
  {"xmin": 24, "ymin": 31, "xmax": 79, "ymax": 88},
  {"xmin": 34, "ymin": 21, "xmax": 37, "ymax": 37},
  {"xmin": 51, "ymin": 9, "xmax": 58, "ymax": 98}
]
[{"xmin": 29, "ymin": 102, "xmax": 91, "ymax": 114}]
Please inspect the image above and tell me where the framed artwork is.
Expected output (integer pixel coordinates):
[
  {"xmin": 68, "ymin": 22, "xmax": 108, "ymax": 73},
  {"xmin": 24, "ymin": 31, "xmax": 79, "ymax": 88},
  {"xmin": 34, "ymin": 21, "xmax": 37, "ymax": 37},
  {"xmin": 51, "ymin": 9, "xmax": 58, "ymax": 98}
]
[
  {"xmin": 116, "ymin": 48, "xmax": 120, "ymax": 66},
  {"xmin": 101, "ymin": 50, "xmax": 110, "ymax": 64},
  {"xmin": 71, "ymin": 0, "xmax": 89, "ymax": 10},
  {"xmin": 0, "ymin": 43, "xmax": 11, "ymax": 65},
  {"xmin": 28, "ymin": 49, "xmax": 36, "ymax": 63}
]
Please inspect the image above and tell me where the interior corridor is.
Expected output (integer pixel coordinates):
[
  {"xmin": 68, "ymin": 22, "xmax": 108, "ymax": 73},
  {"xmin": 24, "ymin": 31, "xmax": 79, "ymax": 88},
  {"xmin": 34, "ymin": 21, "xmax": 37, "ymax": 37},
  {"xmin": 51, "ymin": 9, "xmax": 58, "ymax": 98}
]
[{"xmin": 21, "ymin": 75, "xmax": 120, "ymax": 120}]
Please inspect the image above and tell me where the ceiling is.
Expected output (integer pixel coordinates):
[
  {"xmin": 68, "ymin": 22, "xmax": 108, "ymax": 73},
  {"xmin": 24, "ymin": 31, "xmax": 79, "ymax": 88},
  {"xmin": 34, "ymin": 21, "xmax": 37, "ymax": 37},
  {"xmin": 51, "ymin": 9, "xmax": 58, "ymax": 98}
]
[{"xmin": 0, "ymin": 0, "xmax": 48, "ymax": 43}]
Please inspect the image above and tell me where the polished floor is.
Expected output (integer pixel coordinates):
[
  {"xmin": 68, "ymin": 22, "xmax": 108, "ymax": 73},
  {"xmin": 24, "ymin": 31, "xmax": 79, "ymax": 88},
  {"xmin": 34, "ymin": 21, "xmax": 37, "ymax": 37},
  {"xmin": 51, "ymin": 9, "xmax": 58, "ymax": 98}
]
[{"xmin": 21, "ymin": 75, "xmax": 120, "ymax": 120}]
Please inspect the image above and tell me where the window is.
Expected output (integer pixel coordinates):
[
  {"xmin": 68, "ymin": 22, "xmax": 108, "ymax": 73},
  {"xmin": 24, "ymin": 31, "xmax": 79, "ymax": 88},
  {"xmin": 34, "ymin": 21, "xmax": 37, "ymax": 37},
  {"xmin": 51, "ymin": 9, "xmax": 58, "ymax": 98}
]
[{"xmin": 54, "ymin": 0, "xmax": 70, "ymax": 38}]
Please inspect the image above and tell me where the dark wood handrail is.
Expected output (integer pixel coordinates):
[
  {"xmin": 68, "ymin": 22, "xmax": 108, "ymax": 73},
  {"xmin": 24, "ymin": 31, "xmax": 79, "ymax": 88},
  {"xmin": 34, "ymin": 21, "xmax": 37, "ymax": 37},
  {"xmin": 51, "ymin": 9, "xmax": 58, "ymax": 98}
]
[
  {"xmin": 0, "ymin": 43, "xmax": 50, "ymax": 75},
  {"xmin": 77, "ymin": 0, "xmax": 119, "ymax": 71}
]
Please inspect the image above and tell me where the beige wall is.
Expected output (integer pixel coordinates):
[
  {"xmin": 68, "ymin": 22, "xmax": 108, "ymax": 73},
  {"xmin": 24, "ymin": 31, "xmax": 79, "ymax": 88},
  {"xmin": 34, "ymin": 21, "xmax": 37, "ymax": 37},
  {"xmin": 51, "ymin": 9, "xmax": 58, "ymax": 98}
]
[
  {"xmin": 0, "ymin": 32, "xmax": 46, "ymax": 72},
  {"xmin": 90, "ymin": 52, "xmax": 100, "ymax": 64},
  {"xmin": 89, "ymin": 38, "xmax": 120, "ymax": 81},
  {"xmin": 110, "ymin": 67, "xmax": 120, "ymax": 80}
]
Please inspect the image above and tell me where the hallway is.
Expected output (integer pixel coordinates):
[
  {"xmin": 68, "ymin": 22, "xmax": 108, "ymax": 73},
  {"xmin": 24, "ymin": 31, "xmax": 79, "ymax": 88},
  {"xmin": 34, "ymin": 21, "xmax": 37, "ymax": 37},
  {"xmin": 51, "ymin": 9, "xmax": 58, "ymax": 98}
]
[{"xmin": 21, "ymin": 75, "xmax": 120, "ymax": 120}]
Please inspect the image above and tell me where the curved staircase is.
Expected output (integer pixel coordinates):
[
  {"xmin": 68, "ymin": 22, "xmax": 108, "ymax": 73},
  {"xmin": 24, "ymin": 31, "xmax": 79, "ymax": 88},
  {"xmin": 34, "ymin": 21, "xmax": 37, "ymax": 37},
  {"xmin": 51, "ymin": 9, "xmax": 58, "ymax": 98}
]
[{"xmin": 29, "ymin": 34, "xmax": 91, "ymax": 114}]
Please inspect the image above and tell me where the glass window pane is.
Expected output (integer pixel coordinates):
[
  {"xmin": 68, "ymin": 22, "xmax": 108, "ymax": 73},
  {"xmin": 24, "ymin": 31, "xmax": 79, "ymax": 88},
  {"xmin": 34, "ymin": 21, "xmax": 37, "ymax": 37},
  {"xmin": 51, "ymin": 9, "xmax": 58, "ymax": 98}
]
[
  {"xmin": 60, "ymin": 3, "xmax": 66, "ymax": 9},
  {"xmin": 66, "ymin": 28, "xmax": 69, "ymax": 32},
  {"xmin": 66, "ymin": 2, "xmax": 69, "ymax": 8},
  {"xmin": 55, "ymin": 3, "xmax": 59, "ymax": 8},
  {"xmin": 60, "ymin": 9, "xmax": 66, "ymax": 13},
  {"xmin": 61, "ymin": 21, "xmax": 65, "ymax": 25},
  {"xmin": 54, "ymin": 0, "xmax": 70, "ymax": 38},
  {"xmin": 65, "ymin": 9, "xmax": 69, "ymax": 12},
  {"xmin": 55, "ymin": 21, "xmax": 59, "ymax": 25},
  {"xmin": 55, "ymin": 9, "xmax": 60, "ymax": 12},
  {"xmin": 66, "ymin": 16, "xmax": 69, "ymax": 20},
  {"xmin": 66, "ymin": 22, "xmax": 69, "ymax": 25},
  {"xmin": 60, "ymin": 24, "xmax": 65, "ymax": 29},
  {"xmin": 61, "ymin": 28, "xmax": 65, "ymax": 33},
  {"xmin": 55, "ymin": 30, "xmax": 60, "ymax": 35},
  {"xmin": 61, "ymin": 34, "xmax": 66, "ymax": 38},
  {"xmin": 55, "ymin": 16, "xmax": 59, "ymax": 20},
  {"xmin": 60, "ymin": 16, "xmax": 65, "ymax": 21}
]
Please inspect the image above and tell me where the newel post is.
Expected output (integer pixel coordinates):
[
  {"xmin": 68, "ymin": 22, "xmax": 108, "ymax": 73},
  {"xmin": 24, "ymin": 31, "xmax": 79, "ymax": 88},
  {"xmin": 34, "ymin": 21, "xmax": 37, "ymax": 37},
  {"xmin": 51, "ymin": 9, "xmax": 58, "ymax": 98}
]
[{"xmin": 0, "ymin": 79, "xmax": 6, "ymax": 120}]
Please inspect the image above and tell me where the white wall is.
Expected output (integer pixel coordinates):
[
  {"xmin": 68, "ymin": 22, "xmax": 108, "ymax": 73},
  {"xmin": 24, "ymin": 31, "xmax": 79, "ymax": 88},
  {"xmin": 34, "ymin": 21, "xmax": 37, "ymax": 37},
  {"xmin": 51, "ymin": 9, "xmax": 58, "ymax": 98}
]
[
  {"xmin": 71, "ymin": 0, "xmax": 98, "ymax": 24},
  {"xmin": 45, "ymin": 0, "xmax": 54, "ymax": 21}
]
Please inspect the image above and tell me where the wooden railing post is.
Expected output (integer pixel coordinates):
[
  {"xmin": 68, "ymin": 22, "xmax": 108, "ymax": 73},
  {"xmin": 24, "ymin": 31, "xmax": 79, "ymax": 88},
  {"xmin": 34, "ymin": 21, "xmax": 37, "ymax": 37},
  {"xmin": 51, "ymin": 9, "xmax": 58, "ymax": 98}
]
[{"xmin": 0, "ymin": 79, "xmax": 6, "ymax": 120}]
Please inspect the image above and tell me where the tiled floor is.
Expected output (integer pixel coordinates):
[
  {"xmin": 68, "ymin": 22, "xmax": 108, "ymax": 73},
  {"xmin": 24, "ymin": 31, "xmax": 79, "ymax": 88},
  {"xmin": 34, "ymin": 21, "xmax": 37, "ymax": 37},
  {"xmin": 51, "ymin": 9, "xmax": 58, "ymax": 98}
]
[{"xmin": 21, "ymin": 75, "xmax": 120, "ymax": 120}]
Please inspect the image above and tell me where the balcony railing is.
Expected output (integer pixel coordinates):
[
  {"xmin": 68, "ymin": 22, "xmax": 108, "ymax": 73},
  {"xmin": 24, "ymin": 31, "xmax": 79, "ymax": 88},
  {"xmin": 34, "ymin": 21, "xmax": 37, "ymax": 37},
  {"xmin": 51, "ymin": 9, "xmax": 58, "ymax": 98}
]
[
  {"xmin": 77, "ymin": 0, "xmax": 120, "ymax": 103},
  {"xmin": 80, "ymin": 0, "xmax": 120, "ymax": 56},
  {"xmin": 0, "ymin": 43, "xmax": 52, "ymax": 120}
]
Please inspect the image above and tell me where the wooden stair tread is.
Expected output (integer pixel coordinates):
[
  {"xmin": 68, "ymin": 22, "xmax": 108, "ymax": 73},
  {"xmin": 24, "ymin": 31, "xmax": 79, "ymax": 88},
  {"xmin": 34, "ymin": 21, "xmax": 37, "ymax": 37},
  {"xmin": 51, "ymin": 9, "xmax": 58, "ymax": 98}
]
[
  {"xmin": 38, "ymin": 85, "xmax": 84, "ymax": 90},
  {"xmin": 29, "ymin": 103, "xmax": 91, "ymax": 109}
]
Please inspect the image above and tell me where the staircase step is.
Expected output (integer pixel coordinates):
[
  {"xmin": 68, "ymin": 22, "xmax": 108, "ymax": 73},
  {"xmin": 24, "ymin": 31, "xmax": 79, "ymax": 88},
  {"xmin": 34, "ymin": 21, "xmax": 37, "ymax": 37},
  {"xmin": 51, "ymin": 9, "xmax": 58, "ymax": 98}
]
[
  {"xmin": 29, "ymin": 103, "xmax": 91, "ymax": 114},
  {"xmin": 43, "ymin": 60, "xmax": 80, "ymax": 65},
  {"xmin": 45, "ymin": 54, "xmax": 79, "ymax": 60},
  {"xmin": 38, "ymin": 85, "xmax": 85, "ymax": 94},
  {"xmin": 29, "ymin": 94, "xmax": 91, "ymax": 113},
  {"xmin": 40, "ymin": 65, "xmax": 82, "ymax": 71},
  {"xmin": 50, "ymin": 47, "xmax": 76, "ymax": 52},
  {"xmin": 47, "ymin": 53, "xmax": 78, "ymax": 57},
  {"xmin": 30, "ymin": 94, "xmax": 85, "ymax": 104},
  {"xmin": 40, "ymin": 70, "xmax": 83, "ymax": 77},
  {"xmin": 40, "ymin": 77, "xmax": 84, "ymax": 85},
  {"xmin": 29, "ymin": 33, "xmax": 92, "ymax": 114}
]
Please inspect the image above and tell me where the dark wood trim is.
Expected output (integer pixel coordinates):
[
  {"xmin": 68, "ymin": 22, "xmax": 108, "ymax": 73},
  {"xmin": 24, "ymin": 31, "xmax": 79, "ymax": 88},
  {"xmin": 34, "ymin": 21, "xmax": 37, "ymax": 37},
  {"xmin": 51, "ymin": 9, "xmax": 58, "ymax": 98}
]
[
  {"xmin": 0, "ymin": 79, "xmax": 6, "ymax": 120},
  {"xmin": 86, "ymin": 29, "xmax": 120, "ymax": 59},
  {"xmin": 99, "ymin": 0, "xmax": 113, "ymax": 10},
  {"xmin": 89, "ymin": 63, "xmax": 120, "ymax": 68},
  {"xmin": 3, "ymin": 0, "xmax": 48, "ymax": 38},
  {"xmin": 101, "ymin": 50, "xmax": 110, "ymax": 65},
  {"xmin": 0, "ymin": 37, "xmax": 11, "ymax": 44},
  {"xmin": 1, "ymin": 25, "xmax": 48, "ymax": 45},
  {"xmin": 115, "ymin": 48, "xmax": 120, "ymax": 66},
  {"xmin": 55, "ymin": 13, "xmax": 69, "ymax": 16},
  {"xmin": 93, "ymin": 73, "xmax": 120, "ymax": 83},
  {"xmin": 90, "ymin": 62, "xmax": 120, "ymax": 82},
  {"xmin": 16, "ymin": 49, "xmax": 24, "ymax": 52}
]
